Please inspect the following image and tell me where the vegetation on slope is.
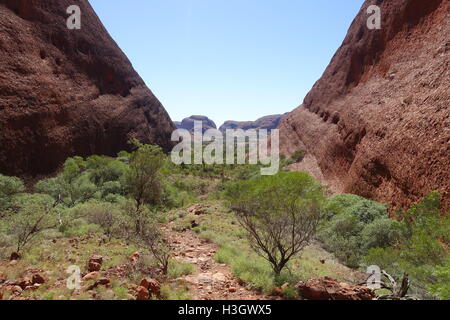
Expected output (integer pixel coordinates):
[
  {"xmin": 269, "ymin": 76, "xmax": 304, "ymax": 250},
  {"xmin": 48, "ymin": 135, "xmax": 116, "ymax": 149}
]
[{"xmin": 0, "ymin": 143, "xmax": 448, "ymax": 300}]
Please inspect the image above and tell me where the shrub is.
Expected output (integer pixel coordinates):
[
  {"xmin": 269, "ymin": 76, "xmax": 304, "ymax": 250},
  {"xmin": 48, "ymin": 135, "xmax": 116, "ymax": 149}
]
[
  {"xmin": 227, "ymin": 171, "xmax": 325, "ymax": 276},
  {"xmin": 325, "ymin": 194, "xmax": 388, "ymax": 223},
  {"xmin": 35, "ymin": 167, "xmax": 98, "ymax": 207},
  {"xmin": 167, "ymin": 259, "xmax": 195, "ymax": 278},
  {"xmin": 123, "ymin": 140, "xmax": 165, "ymax": 234},
  {"xmin": 430, "ymin": 259, "xmax": 450, "ymax": 300},
  {"xmin": 4, "ymin": 194, "xmax": 58, "ymax": 252},
  {"xmin": 318, "ymin": 194, "xmax": 390, "ymax": 267},
  {"xmin": 140, "ymin": 228, "xmax": 171, "ymax": 275},
  {"xmin": 86, "ymin": 155, "xmax": 127, "ymax": 186},
  {"xmin": 0, "ymin": 174, "xmax": 25, "ymax": 212},
  {"xmin": 216, "ymin": 244, "xmax": 275, "ymax": 293},
  {"xmin": 76, "ymin": 201, "xmax": 123, "ymax": 239},
  {"xmin": 364, "ymin": 192, "xmax": 449, "ymax": 299},
  {"xmin": 361, "ymin": 218, "xmax": 403, "ymax": 250}
]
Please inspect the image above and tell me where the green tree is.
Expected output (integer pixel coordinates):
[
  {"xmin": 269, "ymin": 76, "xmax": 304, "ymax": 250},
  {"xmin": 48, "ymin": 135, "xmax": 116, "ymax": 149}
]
[
  {"xmin": 123, "ymin": 140, "xmax": 165, "ymax": 234},
  {"xmin": 364, "ymin": 192, "xmax": 449, "ymax": 299},
  {"xmin": 0, "ymin": 174, "xmax": 25, "ymax": 213},
  {"xmin": 35, "ymin": 157, "xmax": 97, "ymax": 207},
  {"xmin": 5, "ymin": 194, "xmax": 59, "ymax": 252},
  {"xmin": 226, "ymin": 171, "xmax": 325, "ymax": 276}
]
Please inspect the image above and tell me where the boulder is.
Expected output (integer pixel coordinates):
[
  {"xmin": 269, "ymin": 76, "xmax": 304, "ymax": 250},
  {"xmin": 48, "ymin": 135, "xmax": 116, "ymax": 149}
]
[
  {"xmin": 187, "ymin": 204, "xmax": 207, "ymax": 215},
  {"xmin": 11, "ymin": 285, "xmax": 23, "ymax": 295},
  {"xmin": 296, "ymin": 277, "xmax": 375, "ymax": 300},
  {"xmin": 10, "ymin": 252, "xmax": 21, "ymax": 261},
  {"xmin": 88, "ymin": 261, "xmax": 101, "ymax": 272},
  {"xmin": 140, "ymin": 278, "xmax": 161, "ymax": 297},
  {"xmin": 89, "ymin": 255, "xmax": 103, "ymax": 265},
  {"xmin": 88, "ymin": 255, "xmax": 103, "ymax": 272},
  {"xmin": 191, "ymin": 220, "xmax": 200, "ymax": 228},
  {"xmin": 136, "ymin": 286, "xmax": 150, "ymax": 300},
  {"xmin": 87, "ymin": 277, "xmax": 110, "ymax": 290},
  {"xmin": 31, "ymin": 273, "xmax": 46, "ymax": 285},
  {"xmin": 82, "ymin": 272, "xmax": 100, "ymax": 281},
  {"xmin": 17, "ymin": 278, "xmax": 32, "ymax": 290},
  {"xmin": 129, "ymin": 251, "xmax": 140, "ymax": 264}
]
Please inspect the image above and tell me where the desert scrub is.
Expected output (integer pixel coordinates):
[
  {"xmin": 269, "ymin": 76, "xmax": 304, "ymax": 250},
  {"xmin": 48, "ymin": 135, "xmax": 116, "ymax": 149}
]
[
  {"xmin": 168, "ymin": 259, "xmax": 195, "ymax": 278},
  {"xmin": 225, "ymin": 171, "xmax": 325, "ymax": 276},
  {"xmin": 160, "ymin": 281, "xmax": 191, "ymax": 300},
  {"xmin": 194, "ymin": 200, "xmax": 362, "ymax": 294},
  {"xmin": 215, "ymin": 244, "xmax": 275, "ymax": 293}
]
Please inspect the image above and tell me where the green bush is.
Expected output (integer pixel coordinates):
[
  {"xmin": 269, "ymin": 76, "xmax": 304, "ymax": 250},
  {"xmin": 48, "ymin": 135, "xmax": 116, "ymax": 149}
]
[
  {"xmin": 35, "ymin": 155, "xmax": 128, "ymax": 207},
  {"xmin": 71, "ymin": 201, "xmax": 123, "ymax": 239},
  {"xmin": 364, "ymin": 192, "xmax": 449, "ymax": 299},
  {"xmin": 325, "ymin": 194, "xmax": 387, "ymax": 223},
  {"xmin": 86, "ymin": 155, "xmax": 127, "ymax": 186},
  {"xmin": 167, "ymin": 259, "xmax": 195, "ymax": 278},
  {"xmin": 318, "ymin": 194, "xmax": 390, "ymax": 267},
  {"xmin": 0, "ymin": 174, "xmax": 25, "ymax": 212},
  {"xmin": 35, "ymin": 167, "xmax": 98, "ymax": 207},
  {"xmin": 3, "ymin": 193, "xmax": 58, "ymax": 252},
  {"xmin": 361, "ymin": 218, "xmax": 403, "ymax": 250},
  {"xmin": 226, "ymin": 171, "xmax": 325, "ymax": 276},
  {"xmin": 430, "ymin": 259, "xmax": 450, "ymax": 300}
]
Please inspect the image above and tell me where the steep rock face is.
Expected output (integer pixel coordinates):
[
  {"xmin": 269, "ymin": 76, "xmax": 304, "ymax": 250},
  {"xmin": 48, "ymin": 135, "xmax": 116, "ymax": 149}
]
[
  {"xmin": 279, "ymin": 0, "xmax": 449, "ymax": 211},
  {"xmin": 0, "ymin": 0, "xmax": 175, "ymax": 176},
  {"xmin": 219, "ymin": 114, "xmax": 286, "ymax": 132},
  {"xmin": 178, "ymin": 115, "xmax": 217, "ymax": 133}
]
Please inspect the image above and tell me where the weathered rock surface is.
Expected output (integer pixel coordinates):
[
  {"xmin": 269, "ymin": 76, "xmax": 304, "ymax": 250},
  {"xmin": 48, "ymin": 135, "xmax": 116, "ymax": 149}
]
[
  {"xmin": 177, "ymin": 115, "xmax": 217, "ymax": 133},
  {"xmin": 0, "ymin": 0, "xmax": 175, "ymax": 177},
  {"xmin": 136, "ymin": 286, "xmax": 149, "ymax": 300},
  {"xmin": 219, "ymin": 114, "xmax": 286, "ymax": 132},
  {"xmin": 296, "ymin": 277, "xmax": 375, "ymax": 300},
  {"xmin": 140, "ymin": 278, "xmax": 161, "ymax": 298},
  {"xmin": 279, "ymin": 0, "xmax": 449, "ymax": 211},
  {"xmin": 87, "ymin": 255, "xmax": 103, "ymax": 272}
]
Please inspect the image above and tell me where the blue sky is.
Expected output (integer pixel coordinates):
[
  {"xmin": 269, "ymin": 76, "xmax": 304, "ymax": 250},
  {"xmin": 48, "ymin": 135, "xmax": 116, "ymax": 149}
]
[{"xmin": 89, "ymin": 0, "xmax": 364, "ymax": 126}]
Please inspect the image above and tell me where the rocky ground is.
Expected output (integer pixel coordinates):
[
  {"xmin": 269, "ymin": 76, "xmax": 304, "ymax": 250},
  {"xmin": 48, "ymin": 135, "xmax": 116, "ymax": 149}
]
[
  {"xmin": 166, "ymin": 226, "xmax": 272, "ymax": 300},
  {"xmin": 0, "ymin": 201, "xmax": 369, "ymax": 300}
]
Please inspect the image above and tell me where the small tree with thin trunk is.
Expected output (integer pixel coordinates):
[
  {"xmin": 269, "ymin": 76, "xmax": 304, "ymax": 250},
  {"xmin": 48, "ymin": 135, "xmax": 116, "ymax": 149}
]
[
  {"xmin": 124, "ymin": 139, "xmax": 165, "ymax": 235},
  {"xmin": 227, "ymin": 172, "xmax": 324, "ymax": 276},
  {"xmin": 6, "ymin": 194, "xmax": 60, "ymax": 253},
  {"xmin": 140, "ymin": 228, "xmax": 171, "ymax": 275}
]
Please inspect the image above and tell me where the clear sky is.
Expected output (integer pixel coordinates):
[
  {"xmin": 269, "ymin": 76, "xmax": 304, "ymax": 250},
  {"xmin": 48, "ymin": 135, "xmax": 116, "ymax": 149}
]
[{"xmin": 89, "ymin": 0, "xmax": 364, "ymax": 126}]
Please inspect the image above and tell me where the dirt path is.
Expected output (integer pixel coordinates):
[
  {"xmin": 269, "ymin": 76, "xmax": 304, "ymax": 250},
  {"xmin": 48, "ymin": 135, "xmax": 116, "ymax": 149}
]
[{"xmin": 164, "ymin": 225, "xmax": 271, "ymax": 300}]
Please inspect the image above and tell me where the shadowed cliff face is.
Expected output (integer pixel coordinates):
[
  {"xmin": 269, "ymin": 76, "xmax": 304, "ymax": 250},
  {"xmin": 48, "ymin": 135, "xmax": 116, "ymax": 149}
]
[
  {"xmin": 279, "ymin": 0, "xmax": 449, "ymax": 211},
  {"xmin": 0, "ymin": 0, "xmax": 175, "ymax": 176}
]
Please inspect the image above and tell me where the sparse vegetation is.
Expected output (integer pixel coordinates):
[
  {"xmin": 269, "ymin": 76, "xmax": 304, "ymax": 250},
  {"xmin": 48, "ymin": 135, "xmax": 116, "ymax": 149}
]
[
  {"xmin": 0, "ymin": 142, "xmax": 447, "ymax": 300},
  {"xmin": 226, "ymin": 172, "xmax": 325, "ymax": 276}
]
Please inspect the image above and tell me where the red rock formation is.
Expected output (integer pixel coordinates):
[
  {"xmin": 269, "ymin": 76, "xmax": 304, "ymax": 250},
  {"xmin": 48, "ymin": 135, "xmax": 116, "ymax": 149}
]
[
  {"xmin": 176, "ymin": 115, "xmax": 217, "ymax": 133},
  {"xmin": 0, "ymin": 0, "xmax": 175, "ymax": 177},
  {"xmin": 219, "ymin": 114, "xmax": 287, "ymax": 132},
  {"xmin": 296, "ymin": 277, "xmax": 375, "ymax": 300},
  {"xmin": 279, "ymin": 0, "xmax": 449, "ymax": 211}
]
